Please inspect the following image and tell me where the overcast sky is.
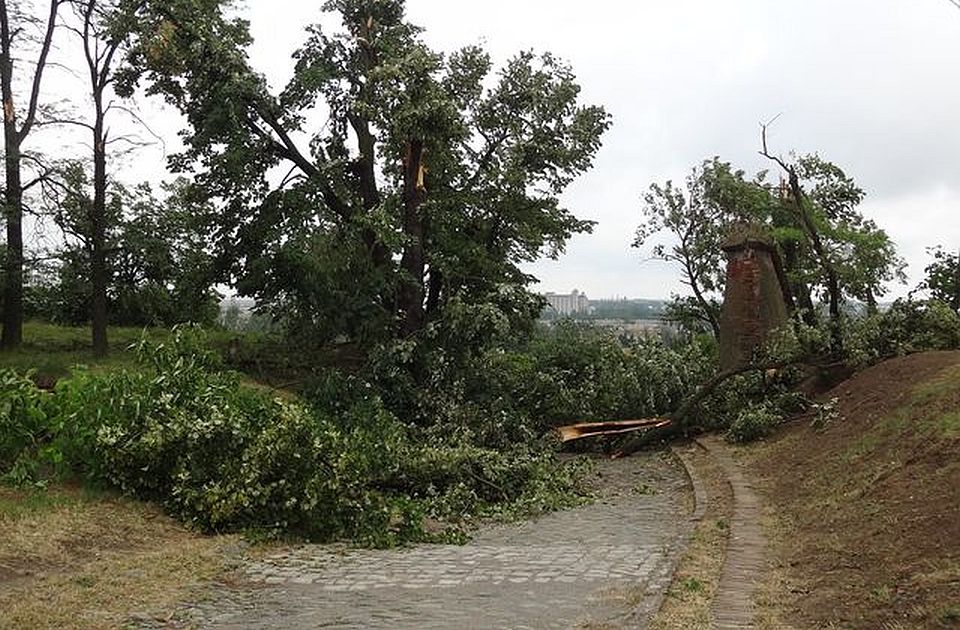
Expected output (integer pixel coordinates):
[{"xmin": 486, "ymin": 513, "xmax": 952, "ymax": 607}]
[{"xmin": 48, "ymin": 0, "xmax": 960, "ymax": 301}]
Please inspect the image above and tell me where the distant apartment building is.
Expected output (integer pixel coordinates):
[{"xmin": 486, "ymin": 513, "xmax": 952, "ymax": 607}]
[{"xmin": 543, "ymin": 289, "xmax": 590, "ymax": 316}]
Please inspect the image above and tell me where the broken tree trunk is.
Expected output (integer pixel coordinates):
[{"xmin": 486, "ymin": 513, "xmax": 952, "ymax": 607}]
[
  {"xmin": 555, "ymin": 418, "xmax": 672, "ymax": 443},
  {"xmin": 609, "ymin": 356, "xmax": 826, "ymax": 458}
]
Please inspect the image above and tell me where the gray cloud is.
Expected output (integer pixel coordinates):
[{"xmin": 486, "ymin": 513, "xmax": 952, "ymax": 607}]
[{"xmin": 44, "ymin": 0, "xmax": 955, "ymax": 301}]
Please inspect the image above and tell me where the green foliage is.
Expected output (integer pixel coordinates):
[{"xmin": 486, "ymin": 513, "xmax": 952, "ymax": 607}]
[
  {"xmin": 116, "ymin": 0, "xmax": 609, "ymax": 349},
  {"xmin": 726, "ymin": 402, "xmax": 783, "ymax": 444},
  {"xmin": 700, "ymin": 296, "xmax": 960, "ymax": 443},
  {"xmin": 921, "ymin": 246, "xmax": 960, "ymax": 313},
  {"xmin": 39, "ymin": 178, "xmax": 220, "ymax": 328},
  {"xmin": 498, "ymin": 322, "xmax": 714, "ymax": 427},
  {"xmin": 365, "ymin": 320, "xmax": 715, "ymax": 453},
  {"xmin": 636, "ymin": 153, "xmax": 905, "ymax": 342},
  {"xmin": 0, "ymin": 327, "xmax": 588, "ymax": 547},
  {"xmin": 634, "ymin": 158, "xmax": 754, "ymax": 337},
  {"xmin": 844, "ymin": 299, "xmax": 960, "ymax": 368},
  {"xmin": 0, "ymin": 370, "xmax": 57, "ymax": 485}
]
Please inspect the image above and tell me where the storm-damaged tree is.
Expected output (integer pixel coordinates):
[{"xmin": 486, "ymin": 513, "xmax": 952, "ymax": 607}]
[
  {"xmin": 761, "ymin": 130, "xmax": 904, "ymax": 354},
  {"xmin": 641, "ymin": 145, "xmax": 903, "ymax": 354},
  {"xmin": 0, "ymin": 0, "xmax": 66, "ymax": 349},
  {"xmin": 113, "ymin": 0, "xmax": 609, "ymax": 353},
  {"xmin": 634, "ymin": 158, "xmax": 771, "ymax": 338}
]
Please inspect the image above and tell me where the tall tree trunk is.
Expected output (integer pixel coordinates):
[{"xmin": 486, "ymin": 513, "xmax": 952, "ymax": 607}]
[
  {"xmin": 0, "ymin": 2, "xmax": 21, "ymax": 350},
  {"xmin": 425, "ymin": 265, "xmax": 443, "ymax": 318},
  {"xmin": 953, "ymin": 248, "xmax": 960, "ymax": 315},
  {"xmin": 0, "ymin": 0, "xmax": 59, "ymax": 350},
  {"xmin": 90, "ymin": 110, "xmax": 108, "ymax": 356},
  {"xmin": 1, "ymin": 128, "xmax": 23, "ymax": 350},
  {"xmin": 865, "ymin": 288, "xmax": 878, "ymax": 316},
  {"xmin": 398, "ymin": 139, "xmax": 426, "ymax": 337}
]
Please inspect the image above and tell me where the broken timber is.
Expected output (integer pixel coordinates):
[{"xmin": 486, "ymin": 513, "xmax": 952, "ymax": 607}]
[{"xmin": 555, "ymin": 418, "xmax": 672, "ymax": 443}]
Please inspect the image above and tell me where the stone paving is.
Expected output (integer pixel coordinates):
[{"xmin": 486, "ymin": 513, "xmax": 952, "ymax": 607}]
[
  {"xmin": 139, "ymin": 450, "xmax": 693, "ymax": 630},
  {"xmin": 698, "ymin": 435, "xmax": 767, "ymax": 630}
]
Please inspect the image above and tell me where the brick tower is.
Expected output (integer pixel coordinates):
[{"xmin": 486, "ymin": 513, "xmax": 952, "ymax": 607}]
[{"xmin": 718, "ymin": 227, "xmax": 788, "ymax": 371}]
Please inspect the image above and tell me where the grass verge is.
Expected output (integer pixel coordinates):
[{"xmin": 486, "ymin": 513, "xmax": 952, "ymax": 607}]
[
  {"xmin": 0, "ymin": 484, "xmax": 238, "ymax": 629},
  {"xmin": 648, "ymin": 443, "xmax": 732, "ymax": 630}
]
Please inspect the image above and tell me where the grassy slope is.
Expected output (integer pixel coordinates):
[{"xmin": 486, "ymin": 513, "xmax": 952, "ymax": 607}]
[
  {"xmin": 1, "ymin": 321, "xmax": 356, "ymax": 391},
  {"xmin": 0, "ymin": 321, "xmax": 287, "ymax": 386},
  {"xmin": 748, "ymin": 351, "xmax": 960, "ymax": 629}
]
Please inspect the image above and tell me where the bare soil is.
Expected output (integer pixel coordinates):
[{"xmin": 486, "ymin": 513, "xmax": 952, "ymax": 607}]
[{"xmin": 748, "ymin": 351, "xmax": 960, "ymax": 629}]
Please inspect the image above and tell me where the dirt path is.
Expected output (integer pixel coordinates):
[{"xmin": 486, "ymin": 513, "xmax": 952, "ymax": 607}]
[{"xmin": 134, "ymin": 450, "xmax": 693, "ymax": 630}]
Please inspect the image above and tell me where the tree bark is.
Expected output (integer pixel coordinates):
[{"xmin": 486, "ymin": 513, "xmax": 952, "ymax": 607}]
[
  {"xmin": 953, "ymin": 248, "xmax": 960, "ymax": 314},
  {"xmin": 398, "ymin": 139, "xmax": 426, "ymax": 337},
  {"xmin": 0, "ymin": 0, "xmax": 60, "ymax": 350},
  {"xmin": 81, "ymin": 0, "xmax": 121, "ymax": 358},
  {"xmin": 865, "ymin": 288, "xmax": 878, "ymax": 316},
  {"xmin": 90, "ymin": 109, "xmax": 108, "ymax": 356},
  {"xmin": 1, "ymin": 113, "xmax": 23, "ymax": 350},
  {"xmin": 425, "ymin": 265, "xmax": 443, "ymax": 318},
  {"xmin": 0, "ymin": 1, "xmax": 22, "ymax": 349}
]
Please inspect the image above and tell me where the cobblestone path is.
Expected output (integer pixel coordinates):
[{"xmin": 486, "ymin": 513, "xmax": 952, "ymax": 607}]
[{"xmin": 150, "ymin": 450, "xmax": 692, "ymax": 630}]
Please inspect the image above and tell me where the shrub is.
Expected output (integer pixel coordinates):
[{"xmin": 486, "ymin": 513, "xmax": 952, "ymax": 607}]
[
  {"xmin": 1, "ymin": 327, "xmax": 588, "ymax": 547},
  {"xmin": 726, "ymin": 403, "xmax": 783, "ymax": 443},
  {"xmin": 844, "ymin": 299, "xmax": 960, "ymax": 368},
  {"xmin": 0, "ymin": 370, "xmax": 57, "ymax": 484}
]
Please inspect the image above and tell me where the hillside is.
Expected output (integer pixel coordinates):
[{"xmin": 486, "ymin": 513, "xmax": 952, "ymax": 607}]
[{"xmin": 750, "ymin": 351, "xmax": 960, "ymax": 629}]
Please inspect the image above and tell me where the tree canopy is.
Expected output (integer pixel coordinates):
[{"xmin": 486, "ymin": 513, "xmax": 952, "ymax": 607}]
[
  {"xmin": 113, "ymin": 0, "xmax": 609, "ymax": 348},
  {"xmin": 635, "ymin": 151, "xmax": 904, "ymax": 341}
]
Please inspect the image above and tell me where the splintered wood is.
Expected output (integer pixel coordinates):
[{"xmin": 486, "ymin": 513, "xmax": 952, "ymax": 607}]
[{"xmin": 555, "ymin": 418, "xmax": 672, "ymax": 443}]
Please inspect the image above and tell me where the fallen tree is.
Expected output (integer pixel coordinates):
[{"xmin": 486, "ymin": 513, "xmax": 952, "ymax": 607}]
[{"xmin": 554, "ymin": 355, "xmax": 835, "ymax": 457}]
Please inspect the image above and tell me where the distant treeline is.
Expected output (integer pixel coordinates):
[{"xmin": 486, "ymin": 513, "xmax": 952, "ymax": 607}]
[{"xmin": 541, "ymin": 298, "xmax": 667, "ymax": 321}]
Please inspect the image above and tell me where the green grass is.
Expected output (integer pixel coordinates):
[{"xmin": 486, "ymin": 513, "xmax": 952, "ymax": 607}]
[
  {"xmin": 0, "ymin": 322, "xmax": 170, "ymax": 380},
  {"xmin": 908, "ymin": 366, "xmax": 960, "ymax": 438},
  {"xmin": 0, "ymin": 321, "xmax": 337, "ymax": 391},
  {"xmin": 0, "ymin": 484, "xmax": 110, "ymax": 521}
]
